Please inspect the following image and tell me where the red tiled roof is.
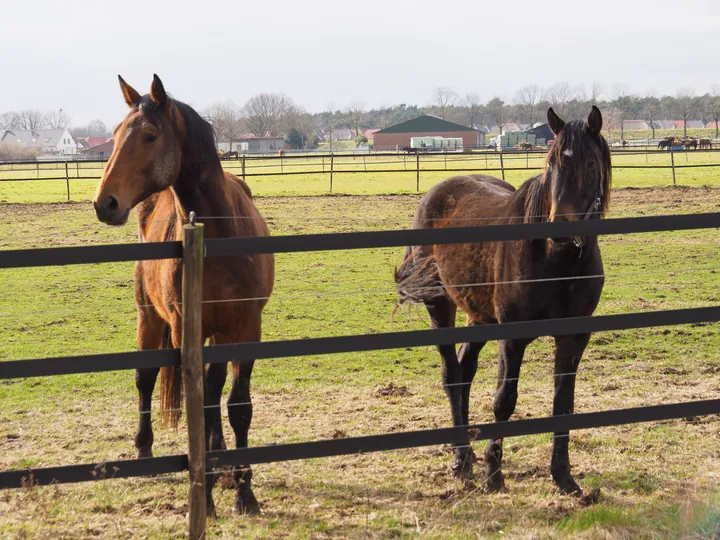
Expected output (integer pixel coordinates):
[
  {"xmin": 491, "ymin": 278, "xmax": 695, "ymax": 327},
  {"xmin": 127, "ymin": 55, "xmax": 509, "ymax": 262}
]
[{"xmin": 87, "ymin": 136, "xmax": 109, "ymax": 148}]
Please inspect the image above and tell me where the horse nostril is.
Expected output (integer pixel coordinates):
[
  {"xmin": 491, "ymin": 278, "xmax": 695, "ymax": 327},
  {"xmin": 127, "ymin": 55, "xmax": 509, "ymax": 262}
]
[{"xmin": 107, "ymin": 196, "xmax": 119, "ymax": 211}]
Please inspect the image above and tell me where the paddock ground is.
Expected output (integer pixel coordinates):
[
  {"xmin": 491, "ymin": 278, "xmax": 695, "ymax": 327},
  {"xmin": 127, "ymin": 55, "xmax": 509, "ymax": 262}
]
[{"xmin": 0, "ymin": 186, "xmax": 719, "ymax": 538}]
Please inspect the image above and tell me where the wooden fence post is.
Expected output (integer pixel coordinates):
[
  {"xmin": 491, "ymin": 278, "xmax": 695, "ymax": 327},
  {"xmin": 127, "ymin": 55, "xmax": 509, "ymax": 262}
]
[
  {"xmin": 416, "ymin": 152, "xmax": 420, "ymax": 192},
  {"xmin": 241, "ymin": 156, "xmax": 246, "ymax": 182},
  {"xmin": 65, "ymin": 161, "xmax": 70, "ymax": 201},
  {"xmin": 670, "ymin": 149, "xmax": 676, "ymax": 186},
  {"xmin": 499, "ymin": 151, "xmax": 505, "ymax": 182},
  {"xmin": 330, "ymin": 153, "xmax": 334, "ymax": 193},
  {"xmin": 76, "ymin": 160, "xmax": 80, "ymax": 178},
  {"xmin": 181, "ymin": 217, "xmax": 207, "ymax": 540}
]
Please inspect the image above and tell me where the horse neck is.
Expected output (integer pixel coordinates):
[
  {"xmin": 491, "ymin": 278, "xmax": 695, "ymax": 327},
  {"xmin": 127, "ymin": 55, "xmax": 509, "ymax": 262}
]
[
  {"xmin": 171, "ymin": 156, "xmax": 229, "ymax": 220},
  {"xmin": 520, "ymin": 173, "xmax": 551, "ymax": 224}
]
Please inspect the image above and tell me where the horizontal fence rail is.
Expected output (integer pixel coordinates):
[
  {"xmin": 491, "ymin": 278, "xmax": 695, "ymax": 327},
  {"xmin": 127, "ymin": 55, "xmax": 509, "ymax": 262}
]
[
  {"xmin": 3, "ymin": 307, "xmax": 718, "ymax": 380},
  {"xmin": 2, "ymin": 212, "xmax": 718, "ymax": 269},
  {"xmin": 2, "ymin": 399, "xmax": 718, "ymax": 489}
]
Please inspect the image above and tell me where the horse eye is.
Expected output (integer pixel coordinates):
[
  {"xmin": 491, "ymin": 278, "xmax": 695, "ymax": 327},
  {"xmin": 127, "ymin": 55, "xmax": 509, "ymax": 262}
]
[{"xmin": 144, "ymin": 133, "xmax": 158, "ymax": 144}]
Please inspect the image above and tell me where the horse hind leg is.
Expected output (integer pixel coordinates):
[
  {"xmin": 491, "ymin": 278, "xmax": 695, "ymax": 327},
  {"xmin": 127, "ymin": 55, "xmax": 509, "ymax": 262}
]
[
  {"xmin": 454, "ymin": 322, "xmax": 486, "ymax": 477},
  {"xmin": 425, "ymin": 297, "xmax": 474, "ymax": 478},
  {"xmin": 484, "ymin": 337, "xmax": 531, "ymax": 492}
]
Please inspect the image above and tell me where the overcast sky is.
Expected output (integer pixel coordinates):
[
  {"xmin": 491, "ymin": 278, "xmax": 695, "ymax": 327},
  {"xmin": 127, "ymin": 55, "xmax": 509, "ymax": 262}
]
[{"xmin": 1, "ymin": 0, "xmax": 718, "ymax": 127}]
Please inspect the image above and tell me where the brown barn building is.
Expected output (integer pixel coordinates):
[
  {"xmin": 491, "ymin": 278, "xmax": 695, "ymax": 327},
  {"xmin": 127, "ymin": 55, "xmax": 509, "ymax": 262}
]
[{"xmin": 373, "ymin": 115, "xmax": 483, "ymax": 150}]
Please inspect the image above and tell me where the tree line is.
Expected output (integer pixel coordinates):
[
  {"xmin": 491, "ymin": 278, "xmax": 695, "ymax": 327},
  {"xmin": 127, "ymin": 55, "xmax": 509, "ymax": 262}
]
[{"xmin": 2, "ymin": 83, "xmax": 719, "ymax": 152}]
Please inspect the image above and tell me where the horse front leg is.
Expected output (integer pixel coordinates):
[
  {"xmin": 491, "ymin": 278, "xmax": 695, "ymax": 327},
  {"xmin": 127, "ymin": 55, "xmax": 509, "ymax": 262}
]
[
  {"xmin": 454, "ymin": 334, "xmax": 485, "ymax": 478},
  {"xmin": 550, "ymin": 333, "xmax": 590, "ymax": 495},
  {"xmin": 484, "ymin": 338, "xmax": 531, "ymax": 492},
  {"xmin": 134, "ymin": 310, "xmax": 166, "ymax": 458}
]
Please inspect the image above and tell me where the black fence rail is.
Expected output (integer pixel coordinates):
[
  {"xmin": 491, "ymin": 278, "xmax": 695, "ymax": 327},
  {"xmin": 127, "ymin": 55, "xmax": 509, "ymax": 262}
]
[{"xmin": 1, "ymin": 211, "xmax": 719, "ymax": 537}]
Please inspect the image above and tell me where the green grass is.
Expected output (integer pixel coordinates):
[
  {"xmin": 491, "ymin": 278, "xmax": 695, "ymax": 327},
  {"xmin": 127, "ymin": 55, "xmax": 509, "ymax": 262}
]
[
  {"xmin": 607, "ymin": 127, "xmax": 719, "ymax": 143},
  {"xmin": 0, "ymin": 188, "xmax": 718, "ymax": 537},
  {"xmin": 1, "ymin": 149, "xmax": 720, "ymax": 203}
]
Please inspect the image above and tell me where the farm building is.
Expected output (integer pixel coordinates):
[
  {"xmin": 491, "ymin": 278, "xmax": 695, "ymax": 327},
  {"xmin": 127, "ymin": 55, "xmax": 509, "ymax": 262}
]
[
  {"xmin": 622, "ymin": 120, "xmax": 649, "ymax": 131},
  {"xmin": 1, "ymin": 128, "xmax": 77, "ymax": 155},
  {"xmin": 218, "ymin": 134, "xmax": 286, "ymax": 153},
  {"xmin": 523, "ymin": 122, "xmax": 554, "ymax": 144},
  {"xmin": 373, "ymin": 115, "xmax": 483, "ymax": 150},
  {"xmin": 81, "ymin": 140, "xmax": 114, "ymax": 159}
]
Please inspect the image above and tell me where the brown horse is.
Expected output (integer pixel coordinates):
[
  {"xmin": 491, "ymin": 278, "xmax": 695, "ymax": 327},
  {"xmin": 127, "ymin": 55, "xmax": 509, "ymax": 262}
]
[
  {"xmin": 699, "ymin": 138, "xmax": 712, "ymax": 150},
  {"xmin": 395, "ymin": 107, "xmax": 611, "ymax": 496},
  {"xmin": 93, "ymin": 75, "xmax": 274, "ymax": 516}
]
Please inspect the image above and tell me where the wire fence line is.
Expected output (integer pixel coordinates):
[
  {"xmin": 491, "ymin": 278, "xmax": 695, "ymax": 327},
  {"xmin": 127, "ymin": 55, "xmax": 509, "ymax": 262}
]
[
  {"xmin": 2, "ymin": 146, "xmax": 719, "ymax": 200},
  {"xmin": 0, "ymin": 211, "xmax": 719, "ymax": 538}
]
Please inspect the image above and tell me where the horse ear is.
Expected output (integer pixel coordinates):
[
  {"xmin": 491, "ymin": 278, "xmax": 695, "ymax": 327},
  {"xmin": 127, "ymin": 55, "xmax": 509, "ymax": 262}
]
[
  {"xmin": 118, "ymin": 75, "xmax": 141, "ymax": 108},
  {"xmin": 547, "ymin": 107, "xmax": 565, "ymax": 135},
  {"xmin": 150, "ymin": 74, "xmax": 168, "ymax": 109},
  {"xmin": 587, "ymin": 105, "xmax": 603, "ymax": 134}
]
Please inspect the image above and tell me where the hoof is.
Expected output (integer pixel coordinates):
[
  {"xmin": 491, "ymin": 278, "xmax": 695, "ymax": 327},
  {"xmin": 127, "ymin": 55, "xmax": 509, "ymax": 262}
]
[
  {"xmin": 233, "ymin": 492, "xmax": 261, "ymax": 516},
  {"xmin": 555, "ymin": 476, "xmax": 583, "ymax": 496},
  {"xmin": 451, "ymin": 455, "xmax": 474, "ymax": 479},
  {"xmin": 483, "ymin": 471, "xmax": 507, "ymax": 494},
  {"xmin": 580, "ymin": 487, "xmax": 601, "ymax": 506},
  {"xmin": 136, "ymin": 447, "xmax": 153, "ymax": 459}
]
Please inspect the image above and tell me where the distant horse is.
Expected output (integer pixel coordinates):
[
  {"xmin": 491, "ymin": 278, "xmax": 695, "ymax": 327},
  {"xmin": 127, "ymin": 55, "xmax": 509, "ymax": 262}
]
[
  {"xmin": 683, "ymin": 138, "xmax": 698, "ymax": 150},
  {"xmin": 699, "ymin": 138, "xmax": 712, "ymax": 150},
  {"xmin": 621, "ymin": 140, "xmax": 628, "ymax": 147},
  {"xmin": 395, "ymin": 107, "xmax": 611, "ymax": 495},
  {"xmin": 519, "ymin": 142, "xmax": 533, "ymax": 150},
  {"xmin": 657, "ymin": 137, "xmax": 675, "ymax": 150},
  {"xmin": 93, "ymin": 75, "xmax": 275, "ymax": 516}
]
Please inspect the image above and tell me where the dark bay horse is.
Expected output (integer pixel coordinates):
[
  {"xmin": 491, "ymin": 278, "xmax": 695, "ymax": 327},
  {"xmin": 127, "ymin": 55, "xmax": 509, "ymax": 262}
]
[
  {"xmin": 395, "ymin": 107, "xmax": 611, "ymax": 496},
  {"xmin": 93, "ymin": 75, "xmax": 274, "ymax": 515}
]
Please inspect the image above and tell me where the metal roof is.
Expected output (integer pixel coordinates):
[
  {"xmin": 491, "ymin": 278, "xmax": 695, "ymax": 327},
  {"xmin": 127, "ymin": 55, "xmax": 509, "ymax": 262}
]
[{"xmin": 375, "ymin": 115, "xmax": 476, "ymax": 134}]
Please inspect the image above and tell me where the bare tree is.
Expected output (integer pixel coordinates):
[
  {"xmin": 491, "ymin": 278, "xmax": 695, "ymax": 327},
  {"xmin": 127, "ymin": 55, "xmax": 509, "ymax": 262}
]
[
  {"xmin": 432, "ymin": 87, "xmax": 458, "ymax": 119},
  {"xmin": 205, "ymin": 101, "xmax": 243, "ymax": 147},
  {"xmin": 676, "ymin": 88, "xmax": 696, "ymax": 137},
  {"xmin": 514, "ymin": 85, "xmax": 541, "ymax": 127},
  {"xmin": 88, "ymin": 119, "xmax": 109, "ymax": 137},
  {"xmin": 45, "ymin": 109, "xmax": 70, "ymax": 129},
  {"xmin": 612, "ymin": 84, "xmax": 634, "ymax": 140},
  {"xmin": 462, "ymin": 93, "xmax": 483, "ymax": 127},
  {"xmin": 545, "ymin": 82, "xmax": 572, "ymax": 116},
  {"xmin": 710, "ymin": 85, "xmax": 720, "ymax": 139},
  {"xmin": 16, "ymin": 109, "xmax": 48, "ymax": 131},
  {"xmin": 0, "ymin": 111, "xmax": 19, "ymax": 131},
  {"xmin": 487, "ymin": 97, "xmax": 505, "ymax": 134},
  {"xmin": 644, "ymin": 90, "xmax": 660, "ymax": 139},
  {"xmin": 242, "ymin": 93, "xmax": 293, "ymax": 137},
  {"xmin": 345, "ymin": 101, "xmax": 365, "ymax": 137}
]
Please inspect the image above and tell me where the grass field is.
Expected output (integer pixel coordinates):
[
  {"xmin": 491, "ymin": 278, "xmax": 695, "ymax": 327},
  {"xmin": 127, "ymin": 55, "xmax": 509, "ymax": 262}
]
[
  {"xmin": 0, "ymin": 179, "xmax": 719, "ymax": 537},
  {"xmin": 1, "ymin": 149, "xmax": 720, "ymax": 204}
]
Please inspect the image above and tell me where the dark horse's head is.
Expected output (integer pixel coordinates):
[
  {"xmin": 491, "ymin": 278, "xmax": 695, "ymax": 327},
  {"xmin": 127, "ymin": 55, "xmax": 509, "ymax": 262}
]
[
  {"xmin": 529, "ymin": 106, "xmax": 611, "ymax": 247},
  {"xmin": 94, "ymin": 74, "xmax": 220, "ymax": 225}
]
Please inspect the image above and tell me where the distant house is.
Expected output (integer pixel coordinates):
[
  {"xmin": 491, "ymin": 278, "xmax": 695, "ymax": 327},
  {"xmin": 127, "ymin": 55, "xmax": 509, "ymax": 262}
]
[
  {"xmin": 1, "ymin": 128, "xmax": 77, "ymax": 155},
  {"xmin": 328, "ymin": 128, "xmax": 353, "ymax": 141},
  {"xmin": 363, "ymin": 128, "xmax": 380, "ymax": 139},
  {"xmin": 313, "ymin": 129, "xmax": 326, "ymax": 142},
  {"xmin": 622, "ymin": 120, "xmax": 649, "ymax": 131},
  {"xmin": 373, "ymin": 115, "xmax": 483, "ymax": 149},
  {"xmin": 491, "ymin": 122, "xmax": 521, "ymax": 135},
  {"xmin": 81, "ymin": 140, "xmax": 114, "ymax": 159},
  {"xmin": 218, "ymin": 134, "xmax": 286, "ymax": 153},
  {"xmin": 76, "ymin": 138, "xmax": 90, "ymax": 150},
  {"xmin": 472, "ymin": 124, "xmax": 491, "ymax": 134},
  {"xmin": 658, "ymin": 120, "xmax": 677, "ymax": 130},
  {"xmin": 686, "ymin": 120, "xmax": 705, "ymax": 129},
  {"xmin": 706, "ymin": 121, "xmax": 720, "ymax": 130}
]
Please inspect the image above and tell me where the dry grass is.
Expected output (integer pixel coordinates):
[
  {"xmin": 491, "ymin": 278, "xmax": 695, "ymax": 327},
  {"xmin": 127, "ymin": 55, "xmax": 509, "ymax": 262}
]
[{"xmin": 0, "ymin": 187, "xmax": 719, "ymax": 538}]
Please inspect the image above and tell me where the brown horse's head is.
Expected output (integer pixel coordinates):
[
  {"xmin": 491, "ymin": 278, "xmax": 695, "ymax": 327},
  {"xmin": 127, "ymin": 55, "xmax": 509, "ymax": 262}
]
[
  {"xmin": 93, "ymin": 74, "xmax": 184, "ymax": 225},
  {"xmin": 544, "ymin": 106, "xmax": 611, "ymax": 225}
]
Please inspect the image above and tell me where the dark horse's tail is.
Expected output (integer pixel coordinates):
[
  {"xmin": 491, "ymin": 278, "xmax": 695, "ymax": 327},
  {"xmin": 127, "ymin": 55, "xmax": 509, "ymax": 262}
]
[
  {"xmin": 159, "ymin": 325, "xmax": 183, "ymax": 428},
  {"xmin": 393, "ymin": 246, "xmax": 446, "ymax": 306}
]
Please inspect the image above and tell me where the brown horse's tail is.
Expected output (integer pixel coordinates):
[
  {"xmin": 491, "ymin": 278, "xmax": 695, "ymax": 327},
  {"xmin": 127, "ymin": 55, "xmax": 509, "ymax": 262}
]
[
  {"xmin": 393, "ymin": 245, "xmax": 446, "ymax": 307},
  {"xmin": 159, "ymin": 325, "xmax": 183, "ymax": 428}
]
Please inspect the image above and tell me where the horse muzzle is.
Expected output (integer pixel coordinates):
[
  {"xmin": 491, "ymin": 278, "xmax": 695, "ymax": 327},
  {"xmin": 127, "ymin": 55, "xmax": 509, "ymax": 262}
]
[{"xmin": 94, "ymin": 196, "xmax": 130, "ymax": 226}]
